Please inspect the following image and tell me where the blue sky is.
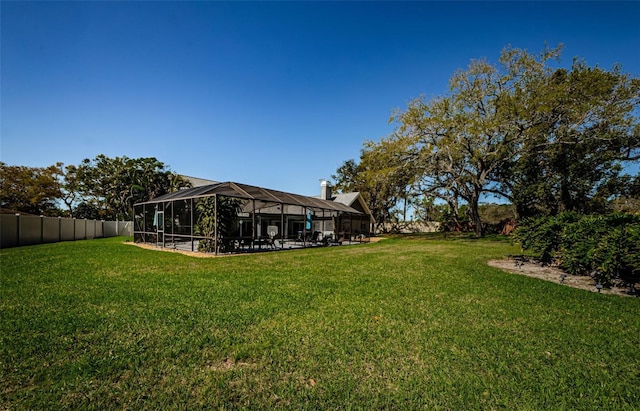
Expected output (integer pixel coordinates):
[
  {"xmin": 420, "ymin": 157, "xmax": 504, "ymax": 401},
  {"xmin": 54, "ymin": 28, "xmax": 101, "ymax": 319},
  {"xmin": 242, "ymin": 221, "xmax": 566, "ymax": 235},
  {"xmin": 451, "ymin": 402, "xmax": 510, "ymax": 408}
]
[{"xmin": 2, "ymin": 1, "xmax": 639, "ymax": 197}]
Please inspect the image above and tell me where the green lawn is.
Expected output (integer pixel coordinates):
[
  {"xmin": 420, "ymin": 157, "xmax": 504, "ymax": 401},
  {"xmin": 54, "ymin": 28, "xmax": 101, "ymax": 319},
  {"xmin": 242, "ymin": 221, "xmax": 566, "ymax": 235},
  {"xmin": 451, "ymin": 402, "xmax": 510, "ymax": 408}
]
[{"xmin": 1, "ymin": 236, "xmax": 639, "ymax": 410}]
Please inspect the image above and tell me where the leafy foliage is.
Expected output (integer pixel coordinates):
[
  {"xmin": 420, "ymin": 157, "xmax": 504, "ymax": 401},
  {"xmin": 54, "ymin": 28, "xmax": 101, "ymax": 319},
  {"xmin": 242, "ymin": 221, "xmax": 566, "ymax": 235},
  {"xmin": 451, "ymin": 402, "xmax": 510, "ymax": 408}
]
[
  {"xmin": 591, "ymin": 225, "xmax": 640, "ymax": 288},
  {"xmin": 194, "ymin": 196, "xmax": 243, "ymax": 253},
  {"xmin": 388, "ymin": 46, "xmax": 566, "ymax": 236},
  {"xmin": 512, "ymin": 212, "xmax": 579, "ymax": 262},
  {"xmin": 75, "ymin": 155, "xmax": 190, "ymax": 220},
  {"xmin": 333, "ymin": 137, "xmax": 419, "ymax": 232},
  {"xmin": 501, "ymin": 61, "xmax": 640, "ymax": 217},
  {"xmin": 337, "ymin": 44, "xmax": 640, "ymax": 235},
  {"xmin": 1, "ymin": 155, "xmax": 189, "ymax": 219},
  {"xmin": 514, "ymin": 212, "xmax": 640, "ymax": 288},
  {"xmin": 0, "ymin": 162, "xmax": 63, "ymax": 216}
]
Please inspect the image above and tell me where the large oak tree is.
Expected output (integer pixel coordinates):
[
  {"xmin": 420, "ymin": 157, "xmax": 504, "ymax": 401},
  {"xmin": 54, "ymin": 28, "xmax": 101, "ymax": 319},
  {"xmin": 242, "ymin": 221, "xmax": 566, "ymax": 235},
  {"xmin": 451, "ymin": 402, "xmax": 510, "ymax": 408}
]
[
  {"xmin": 387, "ymin": 45, "xmax": 638, "ymax": 236},
  {"xmin": 392, "ymin": 46, "xmax": 563, "ymax": 235}
]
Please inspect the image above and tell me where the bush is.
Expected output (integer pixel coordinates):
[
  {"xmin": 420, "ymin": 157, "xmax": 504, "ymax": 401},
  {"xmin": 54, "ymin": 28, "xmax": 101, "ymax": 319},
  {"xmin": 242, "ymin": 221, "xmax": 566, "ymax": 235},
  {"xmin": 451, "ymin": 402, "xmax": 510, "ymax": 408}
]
[
  {"xmin": 514, "ymin": 212, "xmax": 640, "ymax": 289},
  {"xmin": 513, "ymin": 212, "xmax": 580, "ymax": 263},
  {"xmin": 559, "ymin": 215, "xmax": 609, "ymax": 276},
  {"xmin": 590, "ymin": 224, "xmax": 640, "ymax": 287}
]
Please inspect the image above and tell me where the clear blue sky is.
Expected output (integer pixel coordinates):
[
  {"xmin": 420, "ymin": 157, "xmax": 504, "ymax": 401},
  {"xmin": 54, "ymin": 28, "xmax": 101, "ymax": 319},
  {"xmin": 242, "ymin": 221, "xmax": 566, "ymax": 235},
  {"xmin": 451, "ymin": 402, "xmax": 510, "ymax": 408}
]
[{"xmin": 2, "ymin": 1, "xmax": 639, "ymax": 196}]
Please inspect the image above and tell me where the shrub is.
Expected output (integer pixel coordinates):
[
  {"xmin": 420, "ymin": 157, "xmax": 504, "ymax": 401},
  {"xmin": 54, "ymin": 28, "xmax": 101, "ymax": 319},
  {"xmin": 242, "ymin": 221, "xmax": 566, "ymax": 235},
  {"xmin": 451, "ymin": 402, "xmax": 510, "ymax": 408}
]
[
  {"xmin": 590, "ymin": 224, "xmax": 640, "ymax": 287},
  {"xmin": 558, "ymin": 215, "xmax": 608, "ymax": 275},
  {"xmin": 513, "ymin": 212, "xmax": 580, "ymax": 263},
  {"xmin": 514, "ymin": 212, "xmax": 640, "ymax": 290}
]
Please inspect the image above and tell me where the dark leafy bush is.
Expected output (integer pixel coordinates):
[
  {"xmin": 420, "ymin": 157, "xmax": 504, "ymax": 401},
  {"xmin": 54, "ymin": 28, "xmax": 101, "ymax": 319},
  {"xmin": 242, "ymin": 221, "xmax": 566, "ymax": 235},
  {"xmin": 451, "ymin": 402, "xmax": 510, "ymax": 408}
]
[
  {"xmin": 513, "ymin": 212, "xmax": 580, "ymax": 262},
  {"xmin": 559, "ymin": 215, "xmax": 608, "ymax": 276},
  {"xmin": 514, "ymin": 212, "xmax": 640, "ymax": 290},
  {"xmin": 590, "ymin": 224, "xmax": 640, "ymax": 287}
]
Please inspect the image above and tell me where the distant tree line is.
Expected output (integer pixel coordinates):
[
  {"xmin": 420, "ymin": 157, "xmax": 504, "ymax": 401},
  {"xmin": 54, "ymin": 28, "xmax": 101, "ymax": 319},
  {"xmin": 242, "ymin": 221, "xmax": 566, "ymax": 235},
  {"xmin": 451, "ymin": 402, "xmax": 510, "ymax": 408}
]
[
  {"xmin": 333, "ymin": 44, "xmax": 640, "ymax": 236},
  {"xmin": 0, "ymin": 155, "xmax": 190, "ymax": 220}
]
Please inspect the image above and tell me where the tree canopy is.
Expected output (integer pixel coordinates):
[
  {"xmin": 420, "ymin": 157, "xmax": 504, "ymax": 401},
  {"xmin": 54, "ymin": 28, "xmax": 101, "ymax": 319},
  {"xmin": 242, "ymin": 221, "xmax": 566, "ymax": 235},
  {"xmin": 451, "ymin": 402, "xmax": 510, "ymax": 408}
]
[
  {"xmin": 335, "ymin": 45, "xmax": 640, "ymax": 236},
  {"xmin": 0, "ymin": 162, "xmax": 62, "ymax": 215},
  {"xmin": 333, "ymin": 137, "xmax": 419, "ymax": 232},
  {"xmin": 499, "ymin": 59, "xmax": 640, "ymax": 217},
  {"xmin": 0, "ymin": 155, "xmax": 189, "ymax": 220}
]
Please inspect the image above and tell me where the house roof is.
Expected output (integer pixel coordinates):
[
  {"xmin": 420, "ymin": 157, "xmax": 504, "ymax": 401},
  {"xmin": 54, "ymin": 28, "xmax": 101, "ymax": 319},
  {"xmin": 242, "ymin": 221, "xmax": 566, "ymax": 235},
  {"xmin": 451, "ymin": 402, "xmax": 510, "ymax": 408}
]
[
  {"xmin": 312, "ymin": 191, "xmax": 374, "ymax": 223},
  {"xmin": 180, "ymin": 175, "xmax": 219, "ymax": 187},
  {"xmin": 137, "ymin": 181, "xmax": 363, "ymax": 214},
  {"xmin": 332, "ymin": 192, "xmax": 360, "ymax": 207},
  {"xmin": 333, "ymin": 192, "xmax": 374, "ymax": 223}
]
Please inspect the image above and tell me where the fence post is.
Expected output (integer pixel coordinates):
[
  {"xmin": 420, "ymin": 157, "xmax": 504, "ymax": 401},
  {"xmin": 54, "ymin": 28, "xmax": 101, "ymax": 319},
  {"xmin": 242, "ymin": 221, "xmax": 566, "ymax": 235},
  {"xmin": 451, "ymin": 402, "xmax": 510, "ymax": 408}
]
[
  {"xmin": 40, "ymin": 215, "xmax": 44, "ymax": 244},
  {"xmin": 58, "ymin": 217, "xmax": 62, "ymax": 242},
  {"xmin": 16, "ymin": 213, "xmax": 20, "ymax": 247}
]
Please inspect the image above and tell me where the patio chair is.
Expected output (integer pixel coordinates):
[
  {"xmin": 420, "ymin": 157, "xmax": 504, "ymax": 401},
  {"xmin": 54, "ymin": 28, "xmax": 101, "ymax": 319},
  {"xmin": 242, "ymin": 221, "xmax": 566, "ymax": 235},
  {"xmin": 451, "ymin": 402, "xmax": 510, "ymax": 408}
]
[
  {"xmin": 325, "ymin": 234, "xmax": 342, "ymax": 246},
  {"xmin": 309, "ymin": 231, "xmax": 321, "ymax": 244},
  {"xmin": 266, "ymin": 235, "xmax": 276, "ymax": 250}
]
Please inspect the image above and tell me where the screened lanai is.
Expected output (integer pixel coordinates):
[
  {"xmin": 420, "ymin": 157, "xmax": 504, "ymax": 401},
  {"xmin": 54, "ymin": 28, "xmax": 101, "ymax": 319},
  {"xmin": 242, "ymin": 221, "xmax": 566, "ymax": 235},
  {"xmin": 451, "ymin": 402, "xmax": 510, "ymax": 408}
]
[{"xmin": 133, "ymin": 181, "xmax": 372, "ymax": 254}]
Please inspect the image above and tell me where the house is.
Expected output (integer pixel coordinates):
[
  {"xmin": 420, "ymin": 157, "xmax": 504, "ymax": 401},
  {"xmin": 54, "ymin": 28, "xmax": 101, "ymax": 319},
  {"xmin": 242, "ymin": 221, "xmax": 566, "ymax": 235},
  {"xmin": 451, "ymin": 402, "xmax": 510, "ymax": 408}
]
[
  {"xmin": 180, "ymin": 175, "xmax": 219, "ymax": 187},
  {"xmin": 133, "ymin": 180, "xmax": 374, "ymax": 254},
  {"xmin": 317, "ymin": 180, "xmax": 374, "ymax": 236}
]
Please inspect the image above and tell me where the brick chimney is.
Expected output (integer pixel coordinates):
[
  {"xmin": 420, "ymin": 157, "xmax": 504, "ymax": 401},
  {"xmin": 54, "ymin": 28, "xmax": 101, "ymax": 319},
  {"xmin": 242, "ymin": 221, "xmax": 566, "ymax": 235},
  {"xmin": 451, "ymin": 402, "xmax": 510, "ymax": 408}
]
[{"xmin": 320, "ymin": 180, "xmax": 333, "ymax": 200}]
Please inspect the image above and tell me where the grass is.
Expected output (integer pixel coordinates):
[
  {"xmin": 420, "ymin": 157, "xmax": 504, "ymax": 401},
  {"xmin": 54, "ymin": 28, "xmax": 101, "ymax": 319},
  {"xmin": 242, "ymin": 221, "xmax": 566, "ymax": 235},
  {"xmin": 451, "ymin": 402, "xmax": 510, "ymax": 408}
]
[{"xmin": 1, "ymin": 235, "xmax": 639, "ymax": 410}]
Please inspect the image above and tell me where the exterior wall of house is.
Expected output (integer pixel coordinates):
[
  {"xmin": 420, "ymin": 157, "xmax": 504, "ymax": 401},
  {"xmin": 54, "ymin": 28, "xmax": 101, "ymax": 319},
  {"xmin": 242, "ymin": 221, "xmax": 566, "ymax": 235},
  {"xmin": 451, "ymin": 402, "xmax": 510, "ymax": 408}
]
[{"xmin": 320, "ymin": 180, "xmax": 332, "ymax": 200}]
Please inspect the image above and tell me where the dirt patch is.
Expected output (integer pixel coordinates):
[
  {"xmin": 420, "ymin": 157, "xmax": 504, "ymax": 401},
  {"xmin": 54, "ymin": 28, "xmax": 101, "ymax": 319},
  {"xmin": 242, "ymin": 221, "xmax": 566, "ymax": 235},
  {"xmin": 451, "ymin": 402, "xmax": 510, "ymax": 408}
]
[
  {"xmin": 124, "ymin": 242, "xmax": 221, "ymax": 258},
  {"xmin": 488, "ymin": 258, "xmax": 635, "ymax": 297},
  {"xmin": 207, "ymin": 358, "xmax": 257, "ymax": 372}
]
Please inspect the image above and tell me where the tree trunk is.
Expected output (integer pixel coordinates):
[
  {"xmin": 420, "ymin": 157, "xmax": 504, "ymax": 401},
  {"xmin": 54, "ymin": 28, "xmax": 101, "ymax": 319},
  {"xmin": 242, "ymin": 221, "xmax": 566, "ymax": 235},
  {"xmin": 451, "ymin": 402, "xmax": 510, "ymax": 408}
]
[
  {"xmin": 469, "ymin": 195, "xmax": 483, "ymax": 237},
  {"xmin": 403, "ymin": 195, "xmax": 408, "ymax": 222}
]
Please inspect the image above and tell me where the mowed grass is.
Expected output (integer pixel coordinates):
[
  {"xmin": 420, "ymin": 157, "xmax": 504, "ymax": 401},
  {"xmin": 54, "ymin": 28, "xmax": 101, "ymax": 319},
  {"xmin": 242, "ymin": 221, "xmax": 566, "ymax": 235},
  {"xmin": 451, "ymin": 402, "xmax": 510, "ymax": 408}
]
[{"xmin": 1, "ymin": 236, "xmax": 639, "ymax": 410}]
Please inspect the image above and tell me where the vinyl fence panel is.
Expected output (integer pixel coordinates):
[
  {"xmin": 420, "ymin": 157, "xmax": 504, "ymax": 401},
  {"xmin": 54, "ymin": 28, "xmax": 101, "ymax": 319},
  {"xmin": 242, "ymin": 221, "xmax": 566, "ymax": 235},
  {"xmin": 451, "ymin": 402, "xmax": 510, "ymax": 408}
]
[
  {"xmin": 0, "ymin": 214, "xmax": 18, "ymax": 248},
  {"xmin": 60, "ymin": 218, "xmax": 75, "ymax": 241},
  {"xmin": 95, "ymin": 221, "xmax": 104, "ymax": 237},
  {"xmin": 103, "ymin": 221, "xmax": 117, "ymax": 237},
  {"xmin": 42, "ymin": 217, "xmax": 60, "ymax": 243},
  {"xmin": 74, "ymin": 219, "xmax": 86, "ymax": 240},
  {"xmin": 19, "ymin": 215, "xmax": 42, "ymax": 246},
  {"xmin": 104, "ymin": 221, "xmax": 133, "ymax": 237},
  {"xmin": 0, "ymin": 214, "xmax": 133, "ymax": 249},
  {"xmin": 86, "ymin": 220, "xmax": 96, "ymax": 239}
]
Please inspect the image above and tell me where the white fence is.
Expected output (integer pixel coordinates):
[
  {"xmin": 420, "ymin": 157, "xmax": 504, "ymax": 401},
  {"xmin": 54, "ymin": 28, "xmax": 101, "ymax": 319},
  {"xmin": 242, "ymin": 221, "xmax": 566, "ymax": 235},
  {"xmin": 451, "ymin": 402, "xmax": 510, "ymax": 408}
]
[
  {"xmin": 381, "ymin": 221, "xmax": 441, "ymax": 234},
  {"xmin": 0, "ymin": 214, "xmax": 133, "ymax": 248}
]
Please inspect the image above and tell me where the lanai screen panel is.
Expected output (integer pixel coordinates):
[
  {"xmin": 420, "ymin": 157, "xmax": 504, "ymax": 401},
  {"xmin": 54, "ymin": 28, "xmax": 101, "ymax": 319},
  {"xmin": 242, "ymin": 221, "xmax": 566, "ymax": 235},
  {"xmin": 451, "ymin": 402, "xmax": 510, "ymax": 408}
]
[
  {"xmin": 134, "ymin": 181, "xmax": 367, "ymax": 252},
  {"xmin": 134, "ymin": 204, "xmax": 144, "ymax": 242},
  {"xmin": 144, "ymin": 204, "xmax": 156, "ymax": 243},
  {"xmin": 172, "ymin": 199, "xmax": 192, "ymax": 236}
]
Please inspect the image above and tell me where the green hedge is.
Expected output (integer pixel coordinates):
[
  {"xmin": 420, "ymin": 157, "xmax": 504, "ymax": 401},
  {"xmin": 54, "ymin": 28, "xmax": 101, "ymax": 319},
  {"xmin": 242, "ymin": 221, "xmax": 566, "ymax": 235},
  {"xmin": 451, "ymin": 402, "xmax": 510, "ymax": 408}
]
[{"xmin": 514, "ymin": 213, "xmax": 640, "ymax": 287}]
